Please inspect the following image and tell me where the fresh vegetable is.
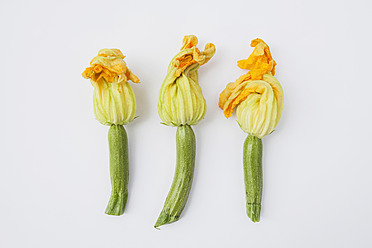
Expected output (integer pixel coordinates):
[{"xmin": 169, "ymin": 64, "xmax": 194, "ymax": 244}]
[
  {"xmin": 106, "ymin": 125, "xmax": 129, "ymax": 215},
  {"xmin": 219, "ymin": 39, "xmax": 284, "ymax": 222},
  {"xmin": 243, "ymin": 134, "xmax": 262, "ymax": 222},
  {"xmin": 155, "ymin": 35, "xmax": 215, "ymax": 228},
  {"xmin": 155, "ymin": 125, "xmax": 196, "ymax": 227},
  {"xmin": 82, "ymin": 49, "xmax": 140, "ymax": 216}
]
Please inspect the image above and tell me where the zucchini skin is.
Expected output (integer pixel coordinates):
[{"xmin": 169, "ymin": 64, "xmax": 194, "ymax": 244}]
[
  {"xmin": 155, "ymin": 125, "xmax": 196, "ymax": 228},
  {"xmin": 243, "ymin": 134, "xmax": 263, "ymax": 222},
  {"xmin": 105, "ymin": 124, "xmax": 129, "ymax": 216}
]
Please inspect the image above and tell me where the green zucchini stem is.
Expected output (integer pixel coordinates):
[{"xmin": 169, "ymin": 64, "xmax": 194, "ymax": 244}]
[
  {"xmin": 243, "ymin": 134, "xmax": 263, "ymax": 222},
  {"xmin": 105, "ymin": 124, "xmax": 129, "ymax": 216},
  {"xmin": 154, "ymin": 125, "xmax": 196, "ymax": 228}
]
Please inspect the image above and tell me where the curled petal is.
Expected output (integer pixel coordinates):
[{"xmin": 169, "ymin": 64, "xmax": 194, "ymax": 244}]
[
  {"xmin": 219, "ymin": 39, "xmax": 283, "ymax": 137},
  {"xmin": 180, "ymin": 35, "xmax": 198, "ymax": 50},
  {"xmin": 158, "ymin": 35, "xmax": 215, "ymax": 126},
  {"xmin": 82, "ymin": 48, "xmax": 139, "ymax": 84},
  {"xmin": 219, "ymin": 72, "xmax": 252, "ymax": 117},
  {"xmin": 82, "ymin": 48, "xmax": 140, "ymax": 125},
  {"xmin": 173, "ymin": 35, "xmax": 216, "ymax": 77},
  {"xmin": 235, "ymin": 75, "xmax": 283, "ymax": 138},
  {"xmin": 237, "ymin": 39, "xmax": 276, "ymax": 80}
]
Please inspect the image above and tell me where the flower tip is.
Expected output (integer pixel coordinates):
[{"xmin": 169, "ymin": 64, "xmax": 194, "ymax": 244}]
[
  {"xmin": 237, "ymin": 59, "xmax": 248, "ymax": 69},
  {"xmin": 98, "ymin": 48, "xmax": 125, "ymax": 59},
  {"xmin": 250, "ymin": 38, "xmax": 265, "ymax": 47},
  {"xmin": 181, "ymin": 35, "xmax": 198, "ymax": 50},
  {"xmin": 205, "ymin": 43, "xmax": 215, "ymax": 50}
]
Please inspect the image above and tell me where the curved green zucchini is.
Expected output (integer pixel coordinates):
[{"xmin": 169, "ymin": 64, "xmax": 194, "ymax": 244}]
[
  {"xmin": 155, "ymin": 125, "xmax": 196, "ymax": 228},
  {"xmin": 105, "ymin": 124, "xmax": 129, "ymax": 216},
  {"xmin": 243, "ymin": 134, "xmax": 263, "ymax": 222}
]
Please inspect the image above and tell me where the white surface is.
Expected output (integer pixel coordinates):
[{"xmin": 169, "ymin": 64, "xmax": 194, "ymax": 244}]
[{"xmin": 1, "ymin": 0, "xmax": 372, "ymax": 247}]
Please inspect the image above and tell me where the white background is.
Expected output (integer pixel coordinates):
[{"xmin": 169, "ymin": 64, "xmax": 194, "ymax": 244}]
[{"xmin": 1, "ymin": 0, "xmax": 371, "ymax": 247}]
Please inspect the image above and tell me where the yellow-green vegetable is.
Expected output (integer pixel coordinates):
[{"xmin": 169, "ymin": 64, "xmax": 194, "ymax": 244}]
[
  {"xmin": 82, "ymin": 48, "xmax": 140, "ymax": 216},
  {"xmin": 155, "ymin": 125, "xmax": 196, "ymax": 227},
  {"xmin": 155, "ymin": 35, "xmax": 215, "ymax": 228},
  {"xmin": 106, "ymin": 125, "xmax": 128, "ymax": 215}
]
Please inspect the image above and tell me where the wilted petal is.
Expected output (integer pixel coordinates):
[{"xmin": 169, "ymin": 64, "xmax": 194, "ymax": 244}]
[
  {"xmin": 158, "ymin": 35, "xmax": 215, "ymax": 126},
  {"xmin": 82, "ymin": 48, "xmax": 140, "ymax": 125},
  {"xmin": 219, "ymin": 39, "xmax": 283, "ymax": 138}
]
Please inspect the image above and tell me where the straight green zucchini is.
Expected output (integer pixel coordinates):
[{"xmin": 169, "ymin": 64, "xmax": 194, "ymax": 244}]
[
  {"xmin": 155, "ymin": 125, "xmax": 196, "ymax": 228},
  {"xmin": 243, "ymin": 134, "xmax": 263, "ymax": 222},
  {"xmin": 105, "ymin": 124, "xmax": 129, "ymax": 216}
]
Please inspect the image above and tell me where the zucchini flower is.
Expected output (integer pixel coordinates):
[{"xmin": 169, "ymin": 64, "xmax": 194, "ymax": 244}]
[
  {"xmin": 219, "ymin": 39, "xmax": 284, "ymax": 222},
  {"xmin": 83, "ymin": 49, "xmax": 139, "ymax": 125},
  {"xmin": 158, "ymin": 35, "xmax": 215, "ymax": 126},
  {"xmin": 82, "ymin": 48, "xmax": 140, "ymax": 216},
  {"xmin": 155, "ymin": 35, "xmax": 215, "ymax": 228}
]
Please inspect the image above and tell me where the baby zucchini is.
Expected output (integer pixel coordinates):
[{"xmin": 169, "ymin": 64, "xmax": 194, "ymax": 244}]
[
  {"xmin": 155, "ymin": 125, "xmax": 196, "ymax": 228},
  {"xmin": 243, "ymin": 134, "xmax": 263, "ymax": 222},
  {"xmin": 105, "ymin": 125, "xmax": 129, "ymax": 216}
]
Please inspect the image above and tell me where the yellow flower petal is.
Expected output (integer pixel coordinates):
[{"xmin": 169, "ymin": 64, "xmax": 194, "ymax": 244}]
[
  {"xmin": 158, "ymin": 35, "xmax": 215, "ymax": 126},
  {"xmin": 218, "ymin": 72, "xmax": 252, "ymax": 118},
  {"xmin": 173, "ymin": 35, "xmax": 216, "ymax": 77},
  {"xmin": 82, "ymin": 48, "xmax": 139, "ymax": 84},
  {"xmin": 237, "ymin": 38, "xmax": 276, "ymax": 80},
  {"xmin": 82, "ymin": 48, "xmax": 140, "ymax": 125},
  {"xmin": 219, "ymin": 39, "xmax": 283, "ymax": 138}
]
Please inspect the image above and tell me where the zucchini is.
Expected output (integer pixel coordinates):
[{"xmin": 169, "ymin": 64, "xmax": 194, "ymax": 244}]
[
  {"xmin": 105, "ymin": 124, "xmax": 129, "ymax": 216},
  {"xmin": 155, "ymin": 125, "xmax": 196, "ymax": 228},
  {"xmin": 243, "ymin": 134, "xmax": 263, "ymax": 222}
]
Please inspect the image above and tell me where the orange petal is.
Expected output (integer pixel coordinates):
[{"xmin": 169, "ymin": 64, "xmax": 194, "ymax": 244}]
[
  {"xmin": 237, "ymin": 39, "xmax": 276, "ymax": 80},
  {"xmin": 219, "ymin": 73, "xmax": 251, "ymax": 111},
  {"xmin": 82, "ymin": 48, "xmax": 140, "ymax": 84},
  {"xmin": 173, "ymin": 36, "xmax": 215, "ymax": 77},
  {"xmin": 219, "ymin": 38, "xmax": 277, "ymax": 118},
  {"xmin": 180, "ymin": 35, "xmax": 198, "ymax": 50}
]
